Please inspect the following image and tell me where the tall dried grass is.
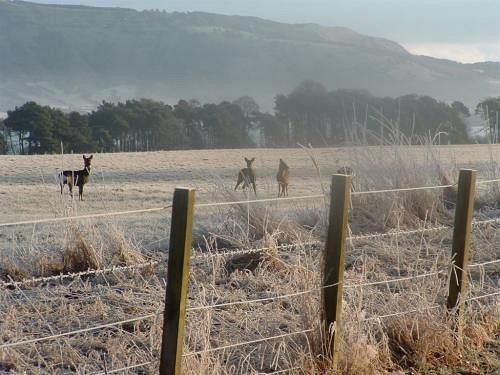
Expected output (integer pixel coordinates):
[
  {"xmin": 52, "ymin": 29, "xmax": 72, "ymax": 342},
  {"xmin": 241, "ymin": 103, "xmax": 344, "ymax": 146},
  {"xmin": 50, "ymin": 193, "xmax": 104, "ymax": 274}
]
[{"xmin": 0, "ymin": 137, "xmax": 498, "ymax": 373}]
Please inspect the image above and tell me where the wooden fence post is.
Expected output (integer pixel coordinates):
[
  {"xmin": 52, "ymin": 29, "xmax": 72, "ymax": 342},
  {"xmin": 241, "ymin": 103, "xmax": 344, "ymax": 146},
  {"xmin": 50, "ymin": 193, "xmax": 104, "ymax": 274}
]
[
  {"xmin": 323, "ymin": 173, "xmax": 351, "ymax": 368},
  {"xmin": 446, "ymin": 169, "xmax": 476, "ymax": 333},
  {"xmin": 160, "ymin": 188, "xmax": 195, "ymax": 375}
]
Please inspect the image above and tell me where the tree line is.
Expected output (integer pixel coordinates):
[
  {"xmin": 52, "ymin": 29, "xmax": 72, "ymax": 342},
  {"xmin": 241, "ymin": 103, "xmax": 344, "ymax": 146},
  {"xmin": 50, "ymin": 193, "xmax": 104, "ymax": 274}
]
[{"xmin": 0, "ymin": 81, "xmax": 496, "ymax": 154}]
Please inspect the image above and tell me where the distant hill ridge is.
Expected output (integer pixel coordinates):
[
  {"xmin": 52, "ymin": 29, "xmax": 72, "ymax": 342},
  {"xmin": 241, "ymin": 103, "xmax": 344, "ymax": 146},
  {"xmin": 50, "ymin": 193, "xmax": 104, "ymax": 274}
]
[{"xmin": 0, "ymin": 0, "xmax": 499, "ymax": 111}]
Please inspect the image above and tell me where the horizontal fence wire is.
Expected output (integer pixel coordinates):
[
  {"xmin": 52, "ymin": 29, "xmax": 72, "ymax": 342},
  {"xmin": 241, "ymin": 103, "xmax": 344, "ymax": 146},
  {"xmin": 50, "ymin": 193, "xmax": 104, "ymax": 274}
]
[
  {"xmin": 0, "ymin": 261, "xmax": 158, "ymax": 289},
  {"xmin": 92, "ymin": 361, "xmax": 155, "ymax": 375},
  {"xmin": 348, "ymin": 225, "xmax": 451, "ymax": 241},
  {"xmin": 191, "ymin": 241, "xmax": 322, "ymax": 260},
  {"xmin": 465, "ymin": 291, "xmax": 500, "ymax": 302},
  {"xmin": 0, "ymin": 206, "xmax": 170, "ymax": 228},
  {"xmin": 183, "ymin": 329, "xmax": 313, "ymax": 357},
  {"xmin": 1, "ymin": 178, "xmax": 497, "ymax": 228},
  {"xmin": 344, "ymin": 270, "xmax": 444, "ymax": 288},
  {"xmin": 362, "ymin": 290, "xmax": 500, "ymax": 322},
  {"xmin": 476, "ymin": 178, "xmax": 500, "ymax": 185},
  {"xmin": 195, "ymin": 194, "xmax": 325, "ymax": 209},
  {"xmin": 472, "ymin": 217, "xmax": 500, "ymax": 226},
  {"xmin": 0, "ymin": 312, "xmax": 159, "ymax": 350},
  {"xmin": 264, "ymin": 367, "xmax": 302, "ymax": 374},
  {"xmin": 469, "ymin": 259, "xmax": 500, "ymax": 268},
  {"xmin": 187, "ymin": 271, "xmax": 443, "ymax": 312},
  {"xmin": 351, "ymin": 183, "xmax": 455, "ymax": 196},
  {"xmin": 362, "ymin": 305, "xmax": 441, "ymax": 321},
  {"xmin": 187, "ymin": 284, "xmax": 337, "ymax": 312}
]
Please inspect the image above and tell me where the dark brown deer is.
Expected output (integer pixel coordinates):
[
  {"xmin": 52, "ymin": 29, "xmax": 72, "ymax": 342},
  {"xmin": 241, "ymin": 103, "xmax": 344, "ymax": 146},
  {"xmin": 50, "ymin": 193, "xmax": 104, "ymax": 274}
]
[
  {"xmin": 277, "ymin": 158, "xmax": 290, "ymax": 197},
  {"xmin": 59, "ymin": 155, "xmax": 93, "ymax": 200},
  {"xmin": 234, "ymin": 157, "xmax": 256, "ymax": 195},
  {"xmin": 336, "ymin": 166, "xmax": 355, "ymax": 190},
  {"xmin": 336, "ymin": 166, "xmax": 354, "ymax": 176}
]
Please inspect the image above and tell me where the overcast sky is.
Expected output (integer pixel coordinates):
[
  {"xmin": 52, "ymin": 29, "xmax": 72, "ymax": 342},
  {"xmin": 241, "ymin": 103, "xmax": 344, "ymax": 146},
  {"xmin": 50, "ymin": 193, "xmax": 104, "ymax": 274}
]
[{"xmin": 31, "ymin": 0, "xmax": 500, "ymax": 63}]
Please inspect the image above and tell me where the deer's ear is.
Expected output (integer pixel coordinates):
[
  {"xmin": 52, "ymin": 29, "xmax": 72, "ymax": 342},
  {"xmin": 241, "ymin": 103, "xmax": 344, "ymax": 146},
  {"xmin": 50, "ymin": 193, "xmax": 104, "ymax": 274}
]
[
  {"xmin": 83, "ymin": 155, "xmax": 86, "ymax": 159},
  {"xmin": 89, "ymin": 155, "xmax": 93, "ymax": 159},
  {"xmin": 251, "ymin": 157, "xmax": 255, "ymax": 162},
  {"xmin": 245, "ymin": 157, "xmax": 249, "ymax": 162}
]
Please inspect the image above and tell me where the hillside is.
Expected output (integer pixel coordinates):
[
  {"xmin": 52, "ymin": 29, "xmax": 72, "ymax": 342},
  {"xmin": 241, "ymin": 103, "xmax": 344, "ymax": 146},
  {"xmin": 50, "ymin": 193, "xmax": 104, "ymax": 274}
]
[{"xmin": 1, "ymin": 0, "xmax": 499, "ymax": 111}]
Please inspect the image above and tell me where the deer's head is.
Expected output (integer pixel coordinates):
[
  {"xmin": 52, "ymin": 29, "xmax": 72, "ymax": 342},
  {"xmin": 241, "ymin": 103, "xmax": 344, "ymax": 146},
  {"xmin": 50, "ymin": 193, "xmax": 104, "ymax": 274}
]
[
  {"xmin": 83, "ymin": 155, "xmax": 93, "ymax": 171},
  {"xmin": 244, "ymin": 157, "xmax": 255, "ymax": 168},
  {"xmin": 279, "ymin": 158, "xmax": 289, "ymax": 170}
]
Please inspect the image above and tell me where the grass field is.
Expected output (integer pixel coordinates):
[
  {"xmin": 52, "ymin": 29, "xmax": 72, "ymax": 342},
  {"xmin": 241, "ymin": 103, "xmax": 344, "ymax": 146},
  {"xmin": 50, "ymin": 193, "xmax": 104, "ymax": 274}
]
[{"xmin": 0, "ymin": 144, "xmax": 499, "ymax": 374}]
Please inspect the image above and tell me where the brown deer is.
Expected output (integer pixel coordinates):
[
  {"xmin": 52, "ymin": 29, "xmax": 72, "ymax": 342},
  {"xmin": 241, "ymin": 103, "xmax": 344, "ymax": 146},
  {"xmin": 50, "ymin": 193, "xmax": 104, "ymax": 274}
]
[
  {"xmin": 234, "ymin": 157, "xmax": 256, "ymax": 195},
  {"xmin": 336, "ymin": 166, "xmax": 354, "ymax": 176},
  {"xmin": 59, "ymin": 155, "xmax": 93, "ymax": 200},
  {"xmin": 336, "ymin": 166, "xmax": 355, "ymax": 190},
  {"xmin": 277, "ymin": 158, "xmax": 290, "ymax": 197}
]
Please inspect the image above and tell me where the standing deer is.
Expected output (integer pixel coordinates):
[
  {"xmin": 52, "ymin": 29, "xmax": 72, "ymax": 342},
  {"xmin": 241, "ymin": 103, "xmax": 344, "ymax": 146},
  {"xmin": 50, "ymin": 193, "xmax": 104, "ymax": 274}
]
[
  {"xmin": 336, "ymin": 166, "xmax": 354, "ymax": 176},
  {"xmin": 277, "ymin": 158, "xmax": 290, "ymax": 197},
  {"xmin": 336, "ymin": 166, "xmax": 355, "ymax": 190},
  {"xmin": 234, "ymin": 157, "xmax": 257, "ymax": 195},
  {"xmin": 59, "ymin": 155, "xmax": 93, "ymax": 200}
]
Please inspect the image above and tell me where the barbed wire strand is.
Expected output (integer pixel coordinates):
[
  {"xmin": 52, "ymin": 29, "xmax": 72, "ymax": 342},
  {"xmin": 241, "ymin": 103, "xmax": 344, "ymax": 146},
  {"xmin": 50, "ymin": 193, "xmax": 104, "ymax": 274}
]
[
  {"xmin": 345, "ymin": 271, "xmax": 444, "ymax": 288},
  {"xmin": 0, "ymin": 206, "xmax": 170, "ymax": 228},
  {"xmin": 0, "ymin": 261, "xmax": 158, "ymax": 288},
  {"xmin": 348, "ymin": 225, "xmax": 451, "ymax": 241},
  {"xmin": 183, "ymin": 329, "xmax": 313, "ymax": 357},
  {"xmin": 472, "ymin": 217, "xmax": 500, "ymax": 226},
  {"xmin": 92, "ymin": 361, "xmax": 155, "ymax": 375},
  {"xmin": 0, "ymin": 313, "xmax": 158, "ymax": 349},
  {"xmin": 191, "ymin": 241, "xmax": 322, "ymax": 260}
]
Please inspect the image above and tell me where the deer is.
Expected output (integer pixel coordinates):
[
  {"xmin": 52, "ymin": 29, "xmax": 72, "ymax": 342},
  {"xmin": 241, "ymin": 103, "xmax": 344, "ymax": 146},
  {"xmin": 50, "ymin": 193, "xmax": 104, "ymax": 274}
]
[
  {"xmin": 234, "ymin": 157, "xmax": 257, "ymax": 195},
  {"xmin": 336, "ymin": 166, "xmax": 355, "ymax": 190},
  {"xmin": 59, "ymin": 155, "xmax": 93, "ymax": 200},
  {"xmin": 277, "ymin": 158, "xmax": 290, "ymax": 197},
  {"xmin": 336, "ymin": 166, "xmax": 354, "ymax": 176}
]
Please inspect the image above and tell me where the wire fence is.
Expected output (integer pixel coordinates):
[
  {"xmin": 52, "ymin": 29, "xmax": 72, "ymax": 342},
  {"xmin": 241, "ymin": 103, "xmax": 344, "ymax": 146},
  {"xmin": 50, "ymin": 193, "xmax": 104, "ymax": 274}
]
[
  {"xmin": 182, "ymin": 328, "xmax": 314, "ymax": 357},
  {"xmin": 2, "ymin": 217, "xmax": 495, "ymax": 289},
  {"xmin": 1, "ymin": 177, "xmax": 498, "ymax": 229},
  {"xmin": 1, "ymin": 173, "xmax": 498, "ymax": 374},
  {"xmin": 0, "ymin": 312, "xmax": 158, "ymax": 350}
]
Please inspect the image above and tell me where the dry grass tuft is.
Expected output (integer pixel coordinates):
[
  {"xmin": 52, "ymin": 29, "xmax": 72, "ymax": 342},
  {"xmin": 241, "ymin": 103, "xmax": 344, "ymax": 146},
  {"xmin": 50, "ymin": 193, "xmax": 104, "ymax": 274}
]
[
  {"xmin": 62, "ymin": 226, "xmax": 101, "ymax": 272},
  {"xmin": 110, "ymin": 227, "xmax": 146, "ymax": 266},
  {"xmin": 0, "ymin": 260, "xmax": 29, "ymax": 282},
  {"xmin": 384, "ymin": 312, "xmax": 461, "ymax": 370}
]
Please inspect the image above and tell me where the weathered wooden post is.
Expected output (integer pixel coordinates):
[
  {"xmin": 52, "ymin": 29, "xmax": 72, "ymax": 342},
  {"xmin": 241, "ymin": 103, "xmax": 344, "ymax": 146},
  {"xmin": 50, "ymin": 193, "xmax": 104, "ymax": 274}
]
[
  {"xmin": 323, "ymin": 173, "xmax": 351, "ymax": 368},
  {"xmin": 446, "ymin": 169, "xmax": 476, "ymax": 334},
  {"xmin": 160, "ymin": 188, "xmax": 195, "ymax": 375}
]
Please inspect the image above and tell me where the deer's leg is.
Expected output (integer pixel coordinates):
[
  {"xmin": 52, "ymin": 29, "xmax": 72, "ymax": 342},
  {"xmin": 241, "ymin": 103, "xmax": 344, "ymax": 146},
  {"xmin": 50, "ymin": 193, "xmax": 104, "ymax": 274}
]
[
  {"xmin": 251, "ymin": 181, "xmax": 257, "ymax": 195},
  {"xmin": 234, "ymin": 173, "xmax": 243, "ymax": 191},
  {"xmin": 79, "ymin": 185, "xmax": 83, "ymax": 201}
]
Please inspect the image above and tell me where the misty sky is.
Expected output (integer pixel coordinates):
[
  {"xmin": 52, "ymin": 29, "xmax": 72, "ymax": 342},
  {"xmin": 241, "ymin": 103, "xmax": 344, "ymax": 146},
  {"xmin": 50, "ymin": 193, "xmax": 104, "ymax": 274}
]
[{"xmin": 30, "ymin": 0, "xmax": 500, "ymax": 63}]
